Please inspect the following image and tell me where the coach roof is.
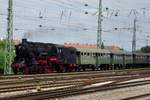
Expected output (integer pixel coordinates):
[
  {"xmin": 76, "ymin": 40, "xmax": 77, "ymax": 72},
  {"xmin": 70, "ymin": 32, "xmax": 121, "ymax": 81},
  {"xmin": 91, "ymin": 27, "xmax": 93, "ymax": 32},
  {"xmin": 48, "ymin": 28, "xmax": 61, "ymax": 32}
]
[{"xmin": 75, "ymin": 47, "xmax": 111, "ymax": 54}]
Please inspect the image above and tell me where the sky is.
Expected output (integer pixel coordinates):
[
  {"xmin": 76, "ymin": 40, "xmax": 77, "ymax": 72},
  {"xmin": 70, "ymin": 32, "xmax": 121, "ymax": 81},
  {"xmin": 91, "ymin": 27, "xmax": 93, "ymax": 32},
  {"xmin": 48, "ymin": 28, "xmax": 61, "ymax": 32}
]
[{"xmin": 0, "ymin": 0, "xmax": 150, "ymax": 51}]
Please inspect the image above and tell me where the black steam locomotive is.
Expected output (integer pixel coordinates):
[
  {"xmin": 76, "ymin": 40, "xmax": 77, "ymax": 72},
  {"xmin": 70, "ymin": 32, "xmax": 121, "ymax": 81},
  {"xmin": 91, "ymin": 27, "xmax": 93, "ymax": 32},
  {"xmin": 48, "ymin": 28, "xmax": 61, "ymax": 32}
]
[{"xmin": 12, "ymin": 39, "xmax": 77, "ymax": 74}]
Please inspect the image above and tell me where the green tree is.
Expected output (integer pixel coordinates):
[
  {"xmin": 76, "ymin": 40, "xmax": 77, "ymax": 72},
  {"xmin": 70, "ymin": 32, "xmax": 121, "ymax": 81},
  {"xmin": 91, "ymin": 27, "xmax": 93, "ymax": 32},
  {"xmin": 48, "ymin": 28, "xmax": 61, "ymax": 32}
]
[
  {"xmin": 141, "ymin": 46, "xmax": 150, "ymax": 53},
  {"xmin": 0, "ymin": 40, "xmax": 15, "ymax": 74},
  {"xmin": 0, "ymin": 50, "xmax": 5, "ymax": 73},
  {"xmin": 0, "ymin": 40, "xmax": 6, "ymax": 73},
  {"xmin": 0, "ymin": 40, "xmax": 6, "ymax": 50}
]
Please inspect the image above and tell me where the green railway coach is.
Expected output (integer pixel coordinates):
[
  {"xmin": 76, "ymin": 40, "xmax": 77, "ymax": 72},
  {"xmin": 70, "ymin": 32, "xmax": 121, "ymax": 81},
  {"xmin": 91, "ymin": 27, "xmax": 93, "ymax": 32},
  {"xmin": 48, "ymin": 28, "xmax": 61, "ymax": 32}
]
[
  {"xmin": 75, "ymin": 48, "xmax": 111, "ymax": 70},
  {"xmin": 74, "ymin": 47, "xmax": 150, "ymax": 71}
]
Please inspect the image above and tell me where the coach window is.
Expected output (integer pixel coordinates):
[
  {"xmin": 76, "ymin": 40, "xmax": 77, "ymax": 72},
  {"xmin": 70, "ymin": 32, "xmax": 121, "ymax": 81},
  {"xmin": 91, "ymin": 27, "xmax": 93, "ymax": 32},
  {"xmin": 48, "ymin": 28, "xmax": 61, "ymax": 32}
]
[
  {"xmin": 77, "ymin": 52, "xmax": 80, "ymax": 56},
  {"xmin": 96, "ymin": 53, "xmax": 98, "ymax": 56},
  {"xmin": 96, "ymin": 53, "xmax": 99, "ymax": 56},
  {"xmin": 84, "ymin": 52, "xmax": 86, "ymax": 55},
  {"xmin": 97, "ymin": 53, "xmax": 99, "ymax": 56},
  {"xmin": 81, "ymin": 52, "xmax": 83, "ymax": 56},
  {"xmin": 87, "ymin": 53, "xmax": 89, "ymax": 56}
]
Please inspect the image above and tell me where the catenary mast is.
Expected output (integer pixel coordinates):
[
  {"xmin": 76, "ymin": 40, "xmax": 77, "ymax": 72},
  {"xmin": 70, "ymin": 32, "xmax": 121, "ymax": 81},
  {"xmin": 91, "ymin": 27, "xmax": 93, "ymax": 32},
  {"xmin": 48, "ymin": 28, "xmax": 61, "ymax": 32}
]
[
  {"xmin": 97, "ymin": 0, "xmax": 102, "ymax": 48},
  {"xmin": 4, "ymin": 0, "xmax": 13, "ymax": 74}
]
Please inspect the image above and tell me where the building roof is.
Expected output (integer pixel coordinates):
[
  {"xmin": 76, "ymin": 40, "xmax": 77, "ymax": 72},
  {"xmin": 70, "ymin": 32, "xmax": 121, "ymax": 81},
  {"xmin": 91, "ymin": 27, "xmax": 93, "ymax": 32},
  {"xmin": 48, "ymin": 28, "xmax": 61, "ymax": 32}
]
[{"xmin": 64, "ymin": 43, "xmax": 97, "ymax": 48}]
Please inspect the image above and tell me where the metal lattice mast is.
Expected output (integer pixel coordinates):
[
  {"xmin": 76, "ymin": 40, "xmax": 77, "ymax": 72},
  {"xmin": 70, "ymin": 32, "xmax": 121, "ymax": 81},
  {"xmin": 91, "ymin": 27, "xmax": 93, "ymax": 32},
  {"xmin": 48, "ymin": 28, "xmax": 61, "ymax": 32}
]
[
  {"xmin": 97, "ymin": 0, "xmax": 102, "ymax": 48},
  {"xmin": 132, "ymin": 18, "xmax": 137, "ymax": 53},
  {"xmin": 4, "ymin": 0, "xmax": 13, "ymax": 74}
]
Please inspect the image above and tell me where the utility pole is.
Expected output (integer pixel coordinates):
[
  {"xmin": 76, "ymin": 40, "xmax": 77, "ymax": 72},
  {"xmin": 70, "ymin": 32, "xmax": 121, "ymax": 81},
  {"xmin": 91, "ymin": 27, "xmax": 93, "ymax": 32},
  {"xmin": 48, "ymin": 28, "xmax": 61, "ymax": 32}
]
[
  {"xmin": 132, "ymin": 18, "xmax": 137, "ymax": 53},
  {"xmin": 97, "ymin": 0, "xmax": 102, "ymax": 48},
  {"xmin": 4, "ymin": 0, "xmax": 13, "ymax": 74}
]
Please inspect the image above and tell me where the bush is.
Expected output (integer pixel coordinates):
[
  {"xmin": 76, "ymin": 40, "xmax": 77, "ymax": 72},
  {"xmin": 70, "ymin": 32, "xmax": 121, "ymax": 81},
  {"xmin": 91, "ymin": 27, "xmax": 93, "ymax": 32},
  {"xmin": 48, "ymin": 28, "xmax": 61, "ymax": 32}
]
[{"xmin": 141, "ymin": 46, "xmax": 150, "ymax": 53}]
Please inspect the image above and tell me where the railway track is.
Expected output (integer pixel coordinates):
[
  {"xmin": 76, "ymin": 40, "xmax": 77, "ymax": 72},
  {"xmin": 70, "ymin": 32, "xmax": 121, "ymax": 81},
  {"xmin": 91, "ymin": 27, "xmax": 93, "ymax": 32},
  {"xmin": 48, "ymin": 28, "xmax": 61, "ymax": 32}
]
[
  {"xmin": 0, "ymin": 68, "xmax": 150, "ymax": 93},
  {"xmin": 0, "ymin": 68, "xmax": 149, "ymax": 89},
  {"xmin": 1, "ymin": 76, "xmax": 150, "ymax": 100},
  {"xmin": 0, "ymin": 73, "xmax": 141, "ymax": 93},
  {"xmin": 1, "ymin": 67, "xmax": 150, "ymax": 80},
  {"xmin": 1, "ymin": 68, "xmax": 150, "ymax": 99},
  {"xmin": 1, "ymin": 68, "xmax": 150, "ymax": 84},
  {"xmin": 0, "ymin": 74, "xmax": 146, "ymax": 93}
]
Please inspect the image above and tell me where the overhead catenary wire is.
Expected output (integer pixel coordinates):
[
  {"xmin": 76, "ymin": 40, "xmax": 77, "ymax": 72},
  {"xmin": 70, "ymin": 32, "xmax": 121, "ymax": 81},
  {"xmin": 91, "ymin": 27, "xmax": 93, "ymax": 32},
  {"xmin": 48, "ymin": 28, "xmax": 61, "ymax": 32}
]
[{"xmin": 1, "ymin": 0, "xmax": 150, "ymax": 50}]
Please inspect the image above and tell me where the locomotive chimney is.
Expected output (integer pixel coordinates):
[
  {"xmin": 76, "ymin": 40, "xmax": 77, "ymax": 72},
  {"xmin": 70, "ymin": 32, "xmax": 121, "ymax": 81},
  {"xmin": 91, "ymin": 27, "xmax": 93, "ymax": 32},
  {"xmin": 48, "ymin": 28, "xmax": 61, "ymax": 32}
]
[{"xmin": 22, "ymin": 38, "xmax": 27, "ymax": 44}]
